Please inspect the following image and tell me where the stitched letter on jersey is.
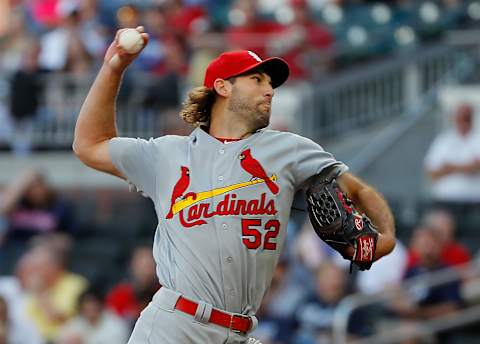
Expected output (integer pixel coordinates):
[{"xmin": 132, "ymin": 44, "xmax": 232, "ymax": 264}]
[{"xmin": 165, "ymin": 149, "xmax": 279, "ymax": 229}]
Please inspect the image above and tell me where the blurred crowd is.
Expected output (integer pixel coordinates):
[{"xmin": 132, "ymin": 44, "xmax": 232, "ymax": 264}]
[
  {"xmin": 0, "ymin": 172, "xmax": 479, "ymax": 344},
  {"xmin": 0, "ymin": 234, "xmax": 157, "ymax": 344},
  {"xmin": 1, "ymin": 0, "xmax": 480, "ymax": 343},
  {"xmin": 0, "ymin": 0, "xmax": 477, "ymax": 154},
  {"xmin": 0, "ymin": 0, "xmax": 339, "ymax": 154},
  {"xmin": 0, "ymin": 101, "xmax": 480, "ymax": 344},
  {"xmin": 0, "ymin": 0, "xmax": 474, "ymax": 76}
]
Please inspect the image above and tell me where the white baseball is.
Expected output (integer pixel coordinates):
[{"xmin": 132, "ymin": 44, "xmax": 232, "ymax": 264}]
[{"xmin": 118, "ymin": 28, "xmax": 144, "ymax": 54}]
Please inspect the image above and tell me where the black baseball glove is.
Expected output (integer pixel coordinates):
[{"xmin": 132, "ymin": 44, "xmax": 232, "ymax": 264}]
[{"xmin": 305, "ymin": 168, "xmax": 379, "ymax": 271}]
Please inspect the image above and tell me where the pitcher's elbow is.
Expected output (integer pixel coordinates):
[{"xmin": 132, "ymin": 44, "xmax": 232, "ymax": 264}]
[
  {"xmin": 72, "ymin": 141, "xmax": 79, "ymax": 156},
  {"xmin": 72, "ymin": 140, "xmax": 89, "ymax": 164},
  {"xmin": 72, "ymin": 140, "xmax": 82, "ymax": 158}
]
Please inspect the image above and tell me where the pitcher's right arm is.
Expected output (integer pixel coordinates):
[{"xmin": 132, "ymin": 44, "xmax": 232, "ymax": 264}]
[{"xmin": 72, "ymin": 27, "xmax": 149, "ymax": 179}]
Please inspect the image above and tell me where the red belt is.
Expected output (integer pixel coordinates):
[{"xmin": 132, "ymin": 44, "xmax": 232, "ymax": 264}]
[{"xmin": 174, "ymin": 295, "xmax": 252, "ymax": 333}]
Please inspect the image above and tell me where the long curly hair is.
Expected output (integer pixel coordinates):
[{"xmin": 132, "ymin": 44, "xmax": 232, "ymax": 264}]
[{"xmin": 179, "ymin": 86, "xmax": 216, "ymax": 127}]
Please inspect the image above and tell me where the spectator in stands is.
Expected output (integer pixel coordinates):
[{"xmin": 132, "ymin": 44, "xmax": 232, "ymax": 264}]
[
  {"xmin": 0, "ymin": 252, "xmax": 45, "ymax": 344},
  {"xmin": 137, "ymin": 4, "xmax": 169, "ymax": 73},
  {"xmin": 184, "ymin": 4, "xmax": 222, "ymax": 103},
  {"xmin": 0, "ymin": 0, "xmax": 7, "ymax": 36},
  {"xmin": 251, "ymin": 257, "xmax": 305, "ymax": 344},
  {"xmin": 293, "ymin": 260, "xmax": 369, "ymax": 343},
  {"xmin": 165, "ymin": 0, "xmax": 207, "ymax": 36},
  {"xmin": 38, "ymin": 2, "xmax": 93, "ymax": 74},
  {"xmin": 225, "ymin": 0, "xmax": 284, "ymax": 59},
  {"xmin": 77, "ymin": 0, "xmax": 108, "ymax": 63},
  {"xmin": 271, "ymin": 0, "xmax": 334, "ymax": 79},
  {"xmin": 423, "ymin": 208, "xmax": 470, "ymax": 267},
  {"xmin": 8, "ymin": 41, "xmax": 42, "ymax": 156},
  {"xmin": 389, "ymin": 227, "xmax": 463, "ymax": 343},
  {"xmin": 0, "ymin": 296, "xmax": 7, "ymax": 344},
  {"xmin": 394, "ymin": 227, "xmax": 462, "ymax": 319},
  {"xmin": 106, "ymin": 245, "xmax": 160, "ymax": 329},
  {"xmin": 31, "ymin": 232, "xmax": 74, "ymax": 263},
  {"xmin": 148, "ymin": 39, "xmax": 190, "ymax": 136},
  {"xmin": 113, "ymin": 4, "xmax": 142, "ymax": 106},
  {"xmin": 0, "ymin": 169, "xmax": 75, "ymax": 251},
  {"xmin": 405, "ymin": 211, "xmax": 471, "ymax": 271},
  {"xmin": 116, "ymin": 4, "xmax": 141, "ymax": 30},
  {"xmin": 0, "ymin": 8, "xmax": 35, "ymax": 73},
  {"xmin": 116, "ymin": 3, "xmax": 186, "ymax": 121},
  {"xmin": 406, "ymin": 225, "xmax": 432, "ymax": 271},
  {"xmin": 139, "ymin": 4, "xmax": 187, "ymax": 109},
  {"xmin": 186, "ymin": 31, "xmax": 222, "ymax": 88},
  {"xmin": 0, "ymin": 9, "xmax": 36, "ymax": 150},
  {"xmin": 23, "ymin": 244, "xmax": 88, "ymax": 342},
  {"xmin": 29, "ymin": 0, "xmax": 62, "ymax": 29},
  {"xmin": 424, "ymin": 103, "xmax": 480, "ymax": 205},
  {"xmin": 57, "ymin": 287, "xmax": 129, "ymax": 344}
]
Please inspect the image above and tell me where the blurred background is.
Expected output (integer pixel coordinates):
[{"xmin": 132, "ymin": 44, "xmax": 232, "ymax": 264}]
[{"xmin": 2, "ymin": 0, "xmax": 480, "ymax": 343}]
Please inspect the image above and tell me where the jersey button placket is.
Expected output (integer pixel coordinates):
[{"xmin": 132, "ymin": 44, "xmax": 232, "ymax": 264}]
[{"xmin": 212, "ymin": 148, "xmax": 231, "ymax": 308}]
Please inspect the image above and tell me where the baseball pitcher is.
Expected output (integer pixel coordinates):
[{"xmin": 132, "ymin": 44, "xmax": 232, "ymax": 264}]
[{"xmin": 73, "ymin": 26, "xmax": 396, "ymax": 343}]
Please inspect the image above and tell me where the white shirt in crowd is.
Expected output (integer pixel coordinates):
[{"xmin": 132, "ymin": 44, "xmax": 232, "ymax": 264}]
[
  {"xmin": 0, "ymin": 277, "xmax": 44, "ymax": 344},
  {"xmin": 59, "ymin": 311, "xmax": 129, "ymax": 344},
  {"xmin": 424, "ymin": 130, "xmax": 480, "ymax": 202}
]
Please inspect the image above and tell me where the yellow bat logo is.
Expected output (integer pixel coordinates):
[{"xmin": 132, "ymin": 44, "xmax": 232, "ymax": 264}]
[{"xmin": 171, "ymin": 175, "xmax": 277, "ymax": 215}]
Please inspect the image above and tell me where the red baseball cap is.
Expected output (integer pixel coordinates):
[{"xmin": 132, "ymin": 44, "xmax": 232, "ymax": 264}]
[{"xmin": 203, "ymin": 50, "xmax": 290, "ymax": 89}]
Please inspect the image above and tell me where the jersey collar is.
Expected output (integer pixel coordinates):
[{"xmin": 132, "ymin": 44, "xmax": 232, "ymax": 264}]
[{"xmin": 191, "ymin": 127, "xmax": 264, "ymax": 146}]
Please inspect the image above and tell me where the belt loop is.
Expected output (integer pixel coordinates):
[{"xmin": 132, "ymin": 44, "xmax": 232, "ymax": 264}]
[
  {"xmin": 249, "ymin": 315, "xmax": 258, "ymax": 333},
  {"xmin": 153, "ymin": 286, "xmax": 181, "ymax": 312},
  {"xmin": 194, "ymin": 301, "xmax": 212, "ymax": 324}
]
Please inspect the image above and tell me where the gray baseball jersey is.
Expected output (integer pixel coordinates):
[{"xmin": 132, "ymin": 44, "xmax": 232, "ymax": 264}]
[{"xmin": 109, "ymin": 127, "xmax": 347, "ymax": 316}]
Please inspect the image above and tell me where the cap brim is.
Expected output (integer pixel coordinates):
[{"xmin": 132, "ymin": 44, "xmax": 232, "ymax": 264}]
[
  {"xmin": 232, "ymin": 57, "xmax": 290, "ymax": 89},
  {"xmin": 260, "ymin": 57, "xmax": 290, "ymax": 88}
]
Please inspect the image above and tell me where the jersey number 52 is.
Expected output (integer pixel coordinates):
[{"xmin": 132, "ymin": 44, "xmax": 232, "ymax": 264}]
[{"xmin": 242, "ymin": 219, "xmax": 280, "ymax": 250}]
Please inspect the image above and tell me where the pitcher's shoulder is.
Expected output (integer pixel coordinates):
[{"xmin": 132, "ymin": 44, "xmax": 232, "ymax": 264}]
[
  {"xmin": 151, "ymin": 134, "xmax": 191, "ymax": 145},
  {"xmin": 261, "ymin": 130, "xmax": 315, "ymax": 144}
]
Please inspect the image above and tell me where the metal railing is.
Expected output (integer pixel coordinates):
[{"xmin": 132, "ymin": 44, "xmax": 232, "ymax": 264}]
[
  {"xmin": 32, "ymin": 72, "xmax": 177, "ymax": 145},
  {"xmin": 333, "ymin": 259, "xmax": 480, "ymax": 344},
  {"xmin": 0, "ymin": 70, "xmax": 181, "ymax": 147},
  {"xmin": 300, "ymin": 43, "xmax": 476, "ymax": 141},
  {"xmin": 0, "ymin": 41, "xmax": 476, "ymax": 148}
]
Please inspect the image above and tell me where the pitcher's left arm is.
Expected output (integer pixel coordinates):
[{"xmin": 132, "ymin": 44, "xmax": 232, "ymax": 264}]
[{"xmin": 337, "ymin": 172, "xmax": 396, "ymax": 260}]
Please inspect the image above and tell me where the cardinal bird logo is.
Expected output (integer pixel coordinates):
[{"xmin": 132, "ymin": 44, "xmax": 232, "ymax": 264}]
[
  {"xmin": 239, "ymin": 149, "xmax": 279, "ymax": 195},
  {"xmin": 166, "ymin": 166, "xmax": 190, "ymax": 219}
]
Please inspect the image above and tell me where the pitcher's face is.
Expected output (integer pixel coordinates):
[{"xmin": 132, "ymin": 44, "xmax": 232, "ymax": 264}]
[{"xmin": 227, "ymin": 72, "xmax": 274, "ymax": 130}]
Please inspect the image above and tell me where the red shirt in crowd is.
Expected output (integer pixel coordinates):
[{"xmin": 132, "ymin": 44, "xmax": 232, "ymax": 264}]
[
  {"xmin": 226, "ymin": 21, "xmax": 284, "ymax": 60},
  {"xmin": 168, "ymin": 5, "xmax": 207, "ymax": 35},
  {"xmin": 106, "ymin": 283, "xmax": 142, "ymax": 319},
  {"xmin": 407, "ymin": 241, "xmax": 471, "ymax": 270},
  {"xmin": 279, "ymin": 21, "xmax": 334, "ymax": 79},
  {"xmin": 441, "ymin": 242, "xmax": 471, "ymax": 267},
  {"xmin": 106, "ymin": 282, "xmax": 160, "ymax": 320}
]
